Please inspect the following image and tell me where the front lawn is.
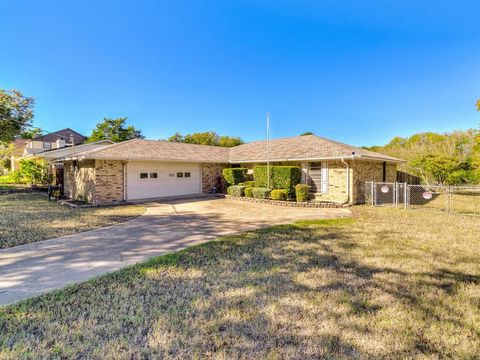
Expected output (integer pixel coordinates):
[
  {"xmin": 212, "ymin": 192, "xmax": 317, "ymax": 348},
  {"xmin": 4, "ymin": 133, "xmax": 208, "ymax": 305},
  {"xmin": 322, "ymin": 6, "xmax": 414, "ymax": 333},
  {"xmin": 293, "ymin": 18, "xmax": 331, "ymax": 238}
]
[
  {"xmin": 0, "ymin": 193, "xmax": 145, "ymax": 249},
  {"xmin": 1, "ymin": 207, "xmax": 479, "ymax": 358}
]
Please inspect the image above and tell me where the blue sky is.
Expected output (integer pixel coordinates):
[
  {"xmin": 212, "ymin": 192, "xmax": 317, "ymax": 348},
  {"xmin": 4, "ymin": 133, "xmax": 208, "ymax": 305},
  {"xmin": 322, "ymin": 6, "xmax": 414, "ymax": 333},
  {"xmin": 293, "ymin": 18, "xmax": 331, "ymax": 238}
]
[{"xmin": 1, "ymin": 1, "xmax": 479, "ymax": 146}]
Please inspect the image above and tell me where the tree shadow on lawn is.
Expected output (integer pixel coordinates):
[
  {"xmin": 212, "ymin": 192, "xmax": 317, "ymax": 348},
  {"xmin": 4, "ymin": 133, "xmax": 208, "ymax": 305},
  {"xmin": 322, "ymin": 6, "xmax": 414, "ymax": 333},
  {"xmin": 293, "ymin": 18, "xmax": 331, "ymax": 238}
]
[{"xmin": 1, "ymin": 220, "xmax": 479, "ymax": 358}]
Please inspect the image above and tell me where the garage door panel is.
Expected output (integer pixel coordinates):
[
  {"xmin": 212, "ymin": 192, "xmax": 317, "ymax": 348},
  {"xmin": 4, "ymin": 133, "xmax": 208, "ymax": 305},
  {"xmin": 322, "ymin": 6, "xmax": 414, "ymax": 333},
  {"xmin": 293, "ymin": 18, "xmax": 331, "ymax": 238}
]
[{"xmin": 127, "ymin": 162, "xmax": 201, "ymax": 200}]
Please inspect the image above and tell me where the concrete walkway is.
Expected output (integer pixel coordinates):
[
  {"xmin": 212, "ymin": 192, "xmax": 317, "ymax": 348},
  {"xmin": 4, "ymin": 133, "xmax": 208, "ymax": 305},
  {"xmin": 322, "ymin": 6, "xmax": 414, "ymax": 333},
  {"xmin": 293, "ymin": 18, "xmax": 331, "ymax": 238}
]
[{"xmin": 0, "ymin": 197, "xmax": 350, "ymax": 305}]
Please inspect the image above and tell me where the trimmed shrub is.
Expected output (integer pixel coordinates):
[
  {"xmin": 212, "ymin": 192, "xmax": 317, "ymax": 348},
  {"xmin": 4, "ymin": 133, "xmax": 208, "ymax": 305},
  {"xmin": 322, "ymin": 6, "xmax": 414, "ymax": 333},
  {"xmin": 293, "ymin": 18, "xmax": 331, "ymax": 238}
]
[
  {"xmin": 245, "ymin": 180, "xmax": 256, "ymax": 187},
  {"xmin": 227, "ymin": 185, "xmax": 246, "ymax": 197},
  {"xmin": 295, "ymin": 184, "xmax": 310, "ymax": 202},
  {"xmin": 244, "ymin": 186, "xmax": 254, "ymax": 198},
  {"xmin": 222, "ymin": 168, "xmax": 247, "ymax": 185},
  {"xmin": 253, "ymin": 165, "xmax": 301, "ymax": 196},
  {"xmin": 252, "ymin": 187, "xmax": 271, "ymax": 199},
  {"xmin": 271, "ymin": 189, "xmax": 288, "ymax": 201}
]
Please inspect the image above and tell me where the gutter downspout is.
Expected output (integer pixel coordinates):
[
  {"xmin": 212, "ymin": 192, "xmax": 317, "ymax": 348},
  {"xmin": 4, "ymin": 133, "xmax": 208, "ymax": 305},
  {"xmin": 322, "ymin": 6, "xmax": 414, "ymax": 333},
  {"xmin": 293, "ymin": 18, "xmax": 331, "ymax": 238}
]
[{"xmin": 340, "ymin": 158, "xmax": 350, "ymax": 205}]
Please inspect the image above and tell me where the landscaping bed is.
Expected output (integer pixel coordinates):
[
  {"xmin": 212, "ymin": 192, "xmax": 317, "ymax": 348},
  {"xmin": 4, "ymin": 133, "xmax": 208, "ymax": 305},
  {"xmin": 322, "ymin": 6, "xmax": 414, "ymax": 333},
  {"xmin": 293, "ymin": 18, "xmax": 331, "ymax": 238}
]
[
  {"xmin": 0, "ymin": 193, "xmax": 145, "ymax": 249},
  {"xmin": 224, "ymin": 194, "xmax": 343, "ymax": 208},
  {"xmin": 0, "ymin": 207, "xmax": 479, "ymax": 358}
]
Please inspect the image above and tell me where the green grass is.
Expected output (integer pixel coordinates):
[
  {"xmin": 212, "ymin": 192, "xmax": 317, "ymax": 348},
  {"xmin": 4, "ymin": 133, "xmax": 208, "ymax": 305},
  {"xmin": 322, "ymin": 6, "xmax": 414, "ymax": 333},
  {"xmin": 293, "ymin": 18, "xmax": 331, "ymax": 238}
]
[
  {"xmin": 1, "ymin": 207, "xmax": 479, "ymax": 358},
  {"xmin": 0, "ymin": 193, "xmax": 145, "ymax": 249}
]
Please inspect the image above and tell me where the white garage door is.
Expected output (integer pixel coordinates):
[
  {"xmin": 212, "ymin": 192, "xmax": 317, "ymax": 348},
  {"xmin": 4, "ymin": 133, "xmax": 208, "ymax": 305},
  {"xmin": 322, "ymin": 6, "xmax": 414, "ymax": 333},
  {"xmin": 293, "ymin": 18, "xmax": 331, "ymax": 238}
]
[{"xmin": 127, "ymin": 162, "xmax": 201, "ymax": 200}]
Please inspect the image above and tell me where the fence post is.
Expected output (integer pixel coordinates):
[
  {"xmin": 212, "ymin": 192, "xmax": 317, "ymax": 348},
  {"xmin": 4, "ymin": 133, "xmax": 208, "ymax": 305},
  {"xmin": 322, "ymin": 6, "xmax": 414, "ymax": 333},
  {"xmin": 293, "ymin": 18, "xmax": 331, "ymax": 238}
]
[
  {"xmin": 395, "ymin": 181, "xmax": 399, "ymax": 208},
  {"xmin": 404, "ymin": 182, "xmax": 408, "ymax": 209},
  {"xmin": 371, "ymin": 181, "xmax": 375, "ymax": 206}
]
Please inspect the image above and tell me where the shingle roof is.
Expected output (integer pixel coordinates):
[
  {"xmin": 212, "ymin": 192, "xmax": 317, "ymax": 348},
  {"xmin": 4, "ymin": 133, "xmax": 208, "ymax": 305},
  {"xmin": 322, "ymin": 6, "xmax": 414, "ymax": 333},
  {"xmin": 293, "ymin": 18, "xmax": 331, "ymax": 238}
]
[
  {"xmin": 67, "ymin": 135, "xmax": 404, "ymax": 164},
  {"xmin": 30, "ymin": 140, "xmax": 114, "ymax": 161},
  {"xmin": 72, "ymin": 139, "xmax": 231, "ymax": 163},
  {"xmin": 229, "ymin": 135, "xmax": 404, "ymax": 163}
]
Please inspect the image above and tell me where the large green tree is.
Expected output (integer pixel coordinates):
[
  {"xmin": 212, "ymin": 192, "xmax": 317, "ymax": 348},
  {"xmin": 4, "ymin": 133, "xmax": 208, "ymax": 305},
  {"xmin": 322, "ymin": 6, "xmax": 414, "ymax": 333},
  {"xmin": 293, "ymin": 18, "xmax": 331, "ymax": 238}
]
[
  {"xmin": 364, "ymin": 129, "xmax": 480, "ymax": 185},
  {"xmin": 87, "ymin": 117, "xmax": 144, "ymax": 143},
  {"xmin": 0, "ymin": 89, "xmax": 35, "ymax": 144},
  {"xmin": 167, "ymin": 131, "xmax": 243, "ymax": 147}
]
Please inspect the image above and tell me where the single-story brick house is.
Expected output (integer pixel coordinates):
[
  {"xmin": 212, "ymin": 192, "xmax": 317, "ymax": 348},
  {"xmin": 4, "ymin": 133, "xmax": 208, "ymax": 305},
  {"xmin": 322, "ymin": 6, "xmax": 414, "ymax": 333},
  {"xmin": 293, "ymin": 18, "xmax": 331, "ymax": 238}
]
[{"xmin": 59, "ymin": 134, "xmax": 404, "ymax": 205}]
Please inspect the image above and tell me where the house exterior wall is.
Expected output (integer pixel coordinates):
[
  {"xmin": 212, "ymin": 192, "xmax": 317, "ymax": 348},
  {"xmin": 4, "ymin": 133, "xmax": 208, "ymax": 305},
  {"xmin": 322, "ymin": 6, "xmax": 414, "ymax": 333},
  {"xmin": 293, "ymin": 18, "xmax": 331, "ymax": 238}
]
[
  {"xmin": 311, "ymin": 160, "xmax": 351, "ymax": 203},
  {"xmin": 63, "ymin": 160, "xmax": 96, "ymax": 203},
  {"xmin": 201, "ymin": 163, "xmax": 229, "ymax": 194},
  {"xmin": 94, "ymin": 160, "xmax": 125, "ymax": 204},
  {"xmin": 351, "ymin": 160, "xmax": 397, "ymax": 204}
]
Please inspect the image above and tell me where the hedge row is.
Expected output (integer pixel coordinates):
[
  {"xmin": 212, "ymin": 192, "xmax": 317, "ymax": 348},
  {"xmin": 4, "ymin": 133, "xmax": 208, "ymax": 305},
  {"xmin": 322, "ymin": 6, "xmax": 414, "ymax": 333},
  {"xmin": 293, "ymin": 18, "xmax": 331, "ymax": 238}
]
[
  {"xmin": 253, "ymin": 166, "xmax": 301, "ymax": 197},
  {"xmin": 222, "ymin": 168, "xmax": 247, "ymax": 185}
]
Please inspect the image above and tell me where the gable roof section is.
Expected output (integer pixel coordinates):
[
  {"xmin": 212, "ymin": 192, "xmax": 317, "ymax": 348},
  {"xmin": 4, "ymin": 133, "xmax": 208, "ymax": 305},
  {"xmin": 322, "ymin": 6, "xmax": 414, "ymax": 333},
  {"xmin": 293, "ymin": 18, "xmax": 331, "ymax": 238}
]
[
  {"xmin": 29, "ymin": 140, "xmax": 114, "ymax": 161},
  {"xmin": 32, "ymin": 128, "xmax": 86, "ymax": 144},
  {"xmin": 68, "ymin": 139, "xmax": 231, "ymax": 163},
  {"xmin": 65, "ymin": 135, "xmax": 404, "ymax": 164},
  {"xmin": 229, "ymin": 135, "xmax": 404, "ymax": 163}
]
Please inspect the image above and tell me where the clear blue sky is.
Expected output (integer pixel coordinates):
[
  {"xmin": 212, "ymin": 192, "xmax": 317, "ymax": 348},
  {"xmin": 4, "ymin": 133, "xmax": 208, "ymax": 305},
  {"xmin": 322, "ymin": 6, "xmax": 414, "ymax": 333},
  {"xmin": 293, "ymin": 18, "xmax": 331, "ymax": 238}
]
[{"xmin": 1, "ymin": 1, "xmax": 479, "ymax": 146}]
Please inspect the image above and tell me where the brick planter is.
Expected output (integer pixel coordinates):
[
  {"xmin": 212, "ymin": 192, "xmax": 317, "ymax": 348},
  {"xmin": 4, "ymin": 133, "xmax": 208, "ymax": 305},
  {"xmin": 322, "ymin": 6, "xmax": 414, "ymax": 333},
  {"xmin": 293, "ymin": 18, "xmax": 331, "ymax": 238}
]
[{"xmin": 223, "ymin": 195, "xmax": 345, "ymax": 208}]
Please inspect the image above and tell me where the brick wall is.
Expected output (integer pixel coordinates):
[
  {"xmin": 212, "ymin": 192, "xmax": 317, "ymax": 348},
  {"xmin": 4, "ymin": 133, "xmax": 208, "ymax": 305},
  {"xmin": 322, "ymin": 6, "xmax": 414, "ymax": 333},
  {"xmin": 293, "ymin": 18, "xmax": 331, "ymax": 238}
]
[
  {"xmin": 312, "ymin": 160, "xmax": 351, "ymax": 203},
  {"xmin": 352, "ymin": 160, "xmax": 397, "ymax": 204},
  {"xmin": 94, "ymin": 160, "xmax": 125, "ymax": 204},
  {"xmin": 63, "ymin": 160, "xmax": 96, "ymax": 203},
  {"xmin": 201, "ymin": 163, "xmax": 229, "ymax": 194}
]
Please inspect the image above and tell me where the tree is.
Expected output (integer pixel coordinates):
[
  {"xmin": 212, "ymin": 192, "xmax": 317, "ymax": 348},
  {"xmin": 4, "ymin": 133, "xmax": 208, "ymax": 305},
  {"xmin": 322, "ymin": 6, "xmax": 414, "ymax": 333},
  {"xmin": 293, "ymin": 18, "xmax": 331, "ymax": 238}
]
[
  {"xmin": 87, "ymin": 117, "xmax": 144, "ymax": 143},
  {"xmin": 0, "ymin": 89, "xmax": 35, "ymax": 144},
  {"xmin": 167, "ymin": 131, "xmax": 244, "ymax": 147},
  {"xmin": 19, "ymin": 127, "xmax": 42, "ymax": 139},
  {"xmin": 17, "ymin": 159, "xmax": 51, "ymax": 184},
  {"xmin": 476, "ymin": 99, "xmax": 480, "ymax": 111},
  {"xmin": 0, "ymin": 143, "xmax": 14, "ymax": 174},
  {"xmin": 301, "ymin": 131, "xmax": 314, "ymax": 136},
  {"xmin": 364, "ymin": 129, "xmax": 480, "ymax": 185}
]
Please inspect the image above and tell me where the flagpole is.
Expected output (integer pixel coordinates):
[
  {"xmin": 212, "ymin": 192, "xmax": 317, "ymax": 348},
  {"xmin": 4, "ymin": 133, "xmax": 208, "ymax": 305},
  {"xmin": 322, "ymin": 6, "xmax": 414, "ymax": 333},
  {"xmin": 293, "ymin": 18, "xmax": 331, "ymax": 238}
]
[{"xmin": 266, "ymin": 112, "xmax": 270, "ymax": 190}]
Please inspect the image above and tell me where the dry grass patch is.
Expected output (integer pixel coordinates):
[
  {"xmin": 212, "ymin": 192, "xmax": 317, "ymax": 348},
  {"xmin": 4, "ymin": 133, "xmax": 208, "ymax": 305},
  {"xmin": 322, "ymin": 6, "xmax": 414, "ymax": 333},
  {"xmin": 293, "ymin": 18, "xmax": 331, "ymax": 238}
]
[
  {"xmin": 0, "ymin": 193, "xmax": 145, "ymax": 248},
  {"xmin": 0, "ymin": 207, "xmax": 479, "ymax": 358}
]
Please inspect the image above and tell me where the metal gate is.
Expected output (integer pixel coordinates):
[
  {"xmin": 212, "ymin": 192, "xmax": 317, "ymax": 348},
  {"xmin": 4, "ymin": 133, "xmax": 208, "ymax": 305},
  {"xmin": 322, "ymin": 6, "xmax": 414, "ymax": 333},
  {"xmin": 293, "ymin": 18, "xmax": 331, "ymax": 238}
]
[{"xmin": 366, "ymin": 181, "xmax": 480, "ymax": 215}]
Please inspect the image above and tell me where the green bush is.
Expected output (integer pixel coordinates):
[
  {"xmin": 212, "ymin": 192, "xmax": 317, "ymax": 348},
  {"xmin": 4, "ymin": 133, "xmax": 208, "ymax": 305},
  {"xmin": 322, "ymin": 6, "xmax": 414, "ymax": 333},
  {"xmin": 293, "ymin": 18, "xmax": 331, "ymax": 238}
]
[
  {"xmin": 253, "ymin": 166, "xmax": 301, "ymax": 196},
  {"xmin": 271, "ymin": 189, "xmax": 288, "ymax": 201},
  {"xmin": 222, "ymin": 168, "xmax": 247, "ymax": 185},
  {"xmin": 244, "ymin": 186, "xmax": 254, "ymax": 198},
  {"xmin": 244, "ymin": 180, "xmax": 256, "ymax": 187},
  {"xmin": 227, "ymin": 185, "xmax": 246, "ymax": 197},
  {"xmin": 252, "ymin": 187, "xmax": 271, "ymax": 199},
  {"xmin": 295, "ymin": 184, "xmax": 310, "ymax": 202}
]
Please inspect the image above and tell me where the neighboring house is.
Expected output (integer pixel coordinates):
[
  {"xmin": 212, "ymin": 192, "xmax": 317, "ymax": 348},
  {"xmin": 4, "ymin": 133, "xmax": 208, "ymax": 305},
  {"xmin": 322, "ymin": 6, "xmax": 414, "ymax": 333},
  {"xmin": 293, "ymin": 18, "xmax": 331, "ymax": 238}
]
[
  {"xmin": 26, "ymin": 128, "xmax": 86, "ymax": 152},
  {"xmin": 59, "ymin": 134, "xmax": 404, "ymax": 205},
  {"xmin": 10, "ymin": 128, "xmax": 87, "ymax": 171},
  {"xmin": 10, "ymin": 139, "xmax": 29, "ymax": 171}
]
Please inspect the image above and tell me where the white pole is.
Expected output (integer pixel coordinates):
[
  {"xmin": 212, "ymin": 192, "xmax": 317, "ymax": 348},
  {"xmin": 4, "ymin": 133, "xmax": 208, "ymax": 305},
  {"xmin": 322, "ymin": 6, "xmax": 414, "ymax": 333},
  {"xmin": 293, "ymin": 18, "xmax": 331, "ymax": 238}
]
[{"xmin": 266, "ymin": 112, "xmax": 270, "ymax": 190}]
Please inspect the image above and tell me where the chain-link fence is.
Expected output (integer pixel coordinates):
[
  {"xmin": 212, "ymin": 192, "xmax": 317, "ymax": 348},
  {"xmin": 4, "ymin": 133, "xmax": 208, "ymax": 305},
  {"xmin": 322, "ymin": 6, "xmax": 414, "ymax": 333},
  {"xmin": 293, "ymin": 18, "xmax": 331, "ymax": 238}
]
[{"xmin": 365, "ymin": 181, "xmax": 480, "ymax": 216}]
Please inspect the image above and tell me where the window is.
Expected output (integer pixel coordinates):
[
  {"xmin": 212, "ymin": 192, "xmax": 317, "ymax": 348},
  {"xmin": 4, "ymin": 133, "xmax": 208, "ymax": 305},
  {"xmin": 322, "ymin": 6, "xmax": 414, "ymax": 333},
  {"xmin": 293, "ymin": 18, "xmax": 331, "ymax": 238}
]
[
  {"xmin": 169, "ymin": 173, "xmax": 175, "ymax": 177},
  {"xmin": 150, "ymin": 172, "xmax": 158, "ymax": 179},
  {"xmin": 177, "ymin": 172, "xmax": 184, "ymax": 178},
  {"xmin": 140, "ymin": 173, "xmax": 148, "ymax": 179},
  {"xmin": 43, "ymin": 142, "xmax": 51, "ymax": 149},
  {"xmin": 184, "ymin": 172, "xmax": 191, "ymax": 178}
]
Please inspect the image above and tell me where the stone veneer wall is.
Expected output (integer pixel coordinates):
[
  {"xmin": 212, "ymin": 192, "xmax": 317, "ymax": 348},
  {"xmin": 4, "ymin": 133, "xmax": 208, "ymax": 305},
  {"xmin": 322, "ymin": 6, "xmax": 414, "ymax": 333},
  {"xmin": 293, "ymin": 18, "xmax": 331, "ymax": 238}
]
[
  {"xmin": 94, "ymin": 160, "xmax": 125, "ymax": 204},
  {"xmin": 201, "ymin": 163, "xmax": 230, "ymax": 194},
  {"xmin": 351, "ymin": 160, "xmax": 397, "ymax": 204},
  {"xmin": 312, "ymin": 160, "xmax": 351, "ymax": 204},
  {"xmin": 63, "ymin": 160, "xmax": 96, "ymax": 203}
]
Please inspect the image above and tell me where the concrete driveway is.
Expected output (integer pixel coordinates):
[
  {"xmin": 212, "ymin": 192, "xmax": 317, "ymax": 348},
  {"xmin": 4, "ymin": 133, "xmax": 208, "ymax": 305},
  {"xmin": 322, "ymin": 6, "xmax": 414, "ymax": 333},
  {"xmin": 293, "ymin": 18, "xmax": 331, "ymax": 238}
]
[{"xmin": 0, "ymin": 197, "xmax": 350, "ymax": 306}]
